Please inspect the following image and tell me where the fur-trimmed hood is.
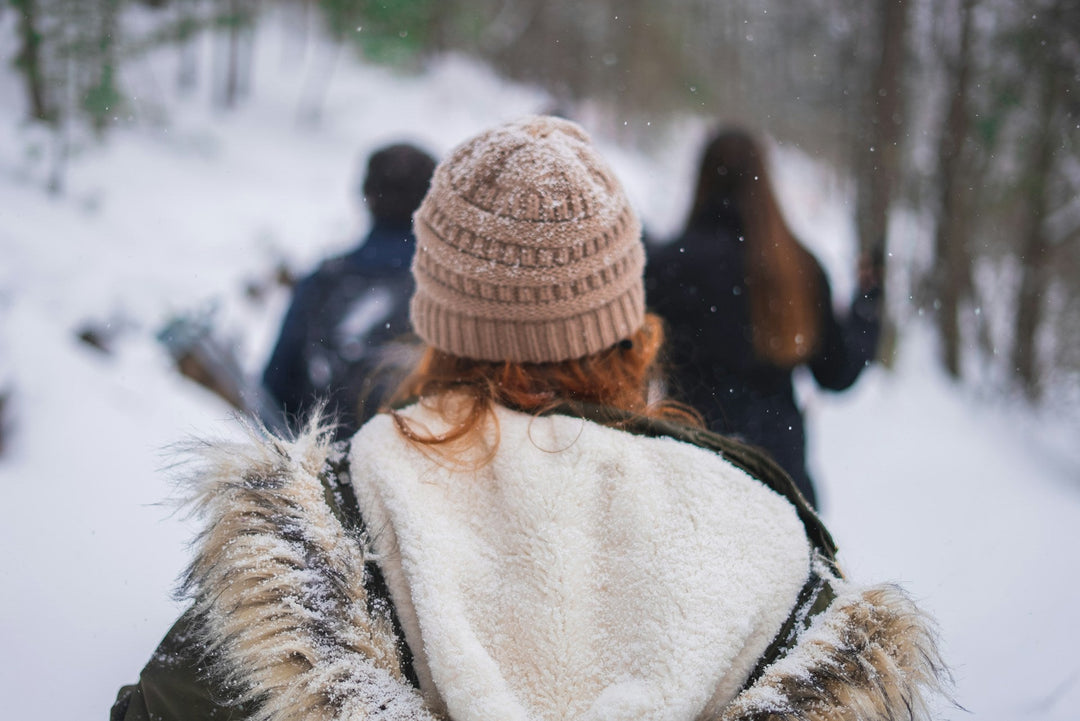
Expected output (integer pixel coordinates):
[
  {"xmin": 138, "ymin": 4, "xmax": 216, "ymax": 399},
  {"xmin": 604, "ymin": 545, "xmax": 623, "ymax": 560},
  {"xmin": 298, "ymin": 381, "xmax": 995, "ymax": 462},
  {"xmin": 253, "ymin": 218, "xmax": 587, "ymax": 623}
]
[{"xmin": 177, "ymin": 413, "xmax": 950, "ymax": 721}]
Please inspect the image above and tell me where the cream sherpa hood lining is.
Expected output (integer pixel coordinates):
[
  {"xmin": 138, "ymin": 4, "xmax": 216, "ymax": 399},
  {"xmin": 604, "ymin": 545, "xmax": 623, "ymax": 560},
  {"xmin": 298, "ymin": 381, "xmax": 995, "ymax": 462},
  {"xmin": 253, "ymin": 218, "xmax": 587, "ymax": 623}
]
[{"xmin": 176, "ymin": 416, "xmax": 951, "ymax": 721}]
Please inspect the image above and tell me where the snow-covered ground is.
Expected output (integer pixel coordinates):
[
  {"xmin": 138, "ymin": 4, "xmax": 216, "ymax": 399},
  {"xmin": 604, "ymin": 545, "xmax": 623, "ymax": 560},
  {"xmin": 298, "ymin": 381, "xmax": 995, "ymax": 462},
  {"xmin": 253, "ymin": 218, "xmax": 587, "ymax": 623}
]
[{"xmin": 2, "ymin": 17, "xmax": 1079, "ymax": 721}]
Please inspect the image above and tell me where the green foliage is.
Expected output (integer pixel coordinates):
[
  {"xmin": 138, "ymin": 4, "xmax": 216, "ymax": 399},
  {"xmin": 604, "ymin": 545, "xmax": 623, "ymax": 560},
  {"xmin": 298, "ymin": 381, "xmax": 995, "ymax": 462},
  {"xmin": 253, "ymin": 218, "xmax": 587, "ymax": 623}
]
[
  {"xmin": 317, "ymin": 0, "xmax": 434, "ymax": 65},
  {"xmin": 81, "ymin": 63, "xmax": 123, "ymax": 133},
  {"xmin": 437, "ymin": 3, "xmax": 495, "ymax": 46},
  {"xmin": 213, "ymin": 0, "xmax": 256, "ymax": 31}
]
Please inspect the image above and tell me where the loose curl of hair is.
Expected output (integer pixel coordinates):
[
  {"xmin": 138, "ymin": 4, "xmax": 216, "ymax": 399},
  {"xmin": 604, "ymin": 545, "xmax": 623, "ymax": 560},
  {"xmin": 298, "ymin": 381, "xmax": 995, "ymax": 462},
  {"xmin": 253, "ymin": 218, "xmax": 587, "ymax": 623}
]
[{"xmin": 388, "ymin": 313, "xmax": 701, "ymax": 456}]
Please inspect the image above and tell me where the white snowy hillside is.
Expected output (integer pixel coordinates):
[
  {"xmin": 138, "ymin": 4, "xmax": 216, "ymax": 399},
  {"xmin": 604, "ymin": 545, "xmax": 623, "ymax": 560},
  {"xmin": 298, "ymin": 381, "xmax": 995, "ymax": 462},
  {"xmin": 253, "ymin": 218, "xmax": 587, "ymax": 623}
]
[{"xmin": 1, "ymin": 15, "xmax": 1079, "ymax": 721}]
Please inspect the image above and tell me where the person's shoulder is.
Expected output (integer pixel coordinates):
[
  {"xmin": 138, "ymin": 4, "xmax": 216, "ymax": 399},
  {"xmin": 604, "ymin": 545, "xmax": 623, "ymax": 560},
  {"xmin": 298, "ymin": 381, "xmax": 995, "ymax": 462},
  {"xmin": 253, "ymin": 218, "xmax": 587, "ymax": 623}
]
[
  {"xmin": 311, "ymin": 251, "xmax": 356, "ymax": 280},
  {"xmin": 651, "ymin": 225, "xmax": 740, "ymax": 264},
  {"xmin": 644, "ymin": 236, "xmax": 687, "ymax": 288},
  {"xmin": 287, "ymin": 254, "xmax": 347, "ymax": 297},
  {"xmin": 293, "ymin": 246, "xmax": 381, "ymax": 298}
]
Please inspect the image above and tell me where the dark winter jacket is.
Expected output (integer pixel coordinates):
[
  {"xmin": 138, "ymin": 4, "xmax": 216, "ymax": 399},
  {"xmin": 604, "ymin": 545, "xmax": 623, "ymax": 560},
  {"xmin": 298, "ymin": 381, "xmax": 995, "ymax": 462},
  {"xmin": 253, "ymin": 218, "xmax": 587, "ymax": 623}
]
[
  {"xmin": 112, "ymin": 404, "xmax": 946, "ymax": 721},
  {"xmin": 645, "ymin": 220, "xmax": 881, "ymax": 508},
  {"xmin": 262, "ymin": 220, "xmax": 421, "ymax": 438}
]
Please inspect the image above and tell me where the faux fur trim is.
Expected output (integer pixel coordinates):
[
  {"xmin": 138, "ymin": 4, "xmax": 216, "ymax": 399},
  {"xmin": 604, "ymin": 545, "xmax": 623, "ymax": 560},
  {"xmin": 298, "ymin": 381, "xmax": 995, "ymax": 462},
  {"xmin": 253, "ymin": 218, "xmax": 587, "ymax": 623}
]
[
  {"xmin": 178, "ymin": 416, "xmax": 438, "ymax": 721},
  {"xmin": 720, "ymin": 581, "xmax": 952, "ymax": 721}
]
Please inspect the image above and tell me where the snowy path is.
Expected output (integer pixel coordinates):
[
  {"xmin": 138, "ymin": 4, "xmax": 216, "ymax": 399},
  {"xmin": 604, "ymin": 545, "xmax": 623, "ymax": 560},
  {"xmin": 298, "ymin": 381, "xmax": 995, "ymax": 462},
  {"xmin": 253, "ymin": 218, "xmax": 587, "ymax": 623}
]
[{"xmin": 815, "ymin": 343, "xmax": 1080, "ymax": 720}]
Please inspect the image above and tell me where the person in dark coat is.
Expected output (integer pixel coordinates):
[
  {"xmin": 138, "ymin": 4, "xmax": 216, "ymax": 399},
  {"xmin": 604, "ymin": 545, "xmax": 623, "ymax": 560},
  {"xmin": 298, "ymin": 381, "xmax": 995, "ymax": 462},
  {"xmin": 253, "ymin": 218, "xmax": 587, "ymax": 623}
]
[
  {"xmin": 263, "ymin": 142, "xmax": 437, "ymax": 438},
  {"xmin": 646, "ymin": 128, "xmax": 882, "ymax": 509}
]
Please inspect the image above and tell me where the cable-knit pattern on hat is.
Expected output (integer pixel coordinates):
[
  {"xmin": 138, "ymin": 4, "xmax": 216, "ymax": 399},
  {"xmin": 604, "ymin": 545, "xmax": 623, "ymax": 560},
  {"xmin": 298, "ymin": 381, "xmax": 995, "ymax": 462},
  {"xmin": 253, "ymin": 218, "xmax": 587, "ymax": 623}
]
[{"xmin": 411, "ymin": 115, "xmax": 646, "ymax": 363}]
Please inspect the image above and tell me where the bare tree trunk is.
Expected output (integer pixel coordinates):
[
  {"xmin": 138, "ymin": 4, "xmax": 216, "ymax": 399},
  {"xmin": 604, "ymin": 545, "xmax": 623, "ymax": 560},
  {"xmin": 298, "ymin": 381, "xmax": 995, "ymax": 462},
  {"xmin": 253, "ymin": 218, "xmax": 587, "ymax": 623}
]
[
  {"xmin": 223, "ymin": 0, "xmax": 241, "ymax": 108},
  {"xmin": 856, "ymin": 0, "xmax": 908, "ymax": 270},
  {"xmin": 176, "ymin": 0, "xmax": 201, "ymax": 92},
  {"xmin": 932, "ymin": 0, "xmax": 976, "ymax": 379},
  {"xmin": 13, "ymin": 0, "xmax": 53, "ymax": 123},
  {"xmin": 851, "ymin": 0, "xmax": 909, "ymax": 367},
  {"xmin": 88, "ymin": 0, "xmax": 122, "ymax": 136},
  {"xmin": 296, "ymin": 39, "xmax": 341, "ymax": 127},
  {"xmin": 48, "ymin": 49, "xmax": 76, "ymax": 195},
  {"xmin": 280, "ymin": 0, "xmax": 311, "ymax": 66},
  {"xmin": 0, "ymin": 386, "xmax": 11, "ymax": 459},
  {"xmin": 216, "ymin": 0, "xmax": 254, "ymax": 109},
  {"xmin": 1011, "ymin": 60, "xmax": 1060, "ymax": 400}
]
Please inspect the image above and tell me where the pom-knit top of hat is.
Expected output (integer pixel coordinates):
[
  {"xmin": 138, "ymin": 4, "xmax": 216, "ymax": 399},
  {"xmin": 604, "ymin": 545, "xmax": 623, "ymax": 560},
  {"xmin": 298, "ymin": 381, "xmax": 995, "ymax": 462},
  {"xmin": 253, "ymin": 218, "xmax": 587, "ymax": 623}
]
[{"xmin": 411, "ymin": 116, "xmax": 645, "ymax": 363}]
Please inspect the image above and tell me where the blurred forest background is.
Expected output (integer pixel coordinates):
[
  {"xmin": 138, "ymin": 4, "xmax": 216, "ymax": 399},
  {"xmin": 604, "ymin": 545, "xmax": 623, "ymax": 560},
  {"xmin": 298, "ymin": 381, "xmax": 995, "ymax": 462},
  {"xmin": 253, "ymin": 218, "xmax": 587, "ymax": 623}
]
[{"xmin": 6, "ymin": 0, "xmax": 1079, "ymax": 409}]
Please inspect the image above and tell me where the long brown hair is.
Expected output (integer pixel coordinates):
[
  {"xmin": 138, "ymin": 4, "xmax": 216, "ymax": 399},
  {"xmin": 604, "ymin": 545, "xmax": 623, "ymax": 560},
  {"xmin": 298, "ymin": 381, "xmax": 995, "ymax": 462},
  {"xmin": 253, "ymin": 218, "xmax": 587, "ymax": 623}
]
[
  {"xmin": 687, "ymin": 129, "xmax": 823, "ymax": 367},
  {"xmin": 389, "ymin": 313, "xmax": 700, "ymax": 455}
]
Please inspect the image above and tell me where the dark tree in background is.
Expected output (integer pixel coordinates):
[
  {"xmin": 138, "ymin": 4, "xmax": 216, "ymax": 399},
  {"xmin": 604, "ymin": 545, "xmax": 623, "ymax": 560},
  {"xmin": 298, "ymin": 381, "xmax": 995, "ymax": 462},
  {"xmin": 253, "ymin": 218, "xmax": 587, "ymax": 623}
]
[
  {"xmin": 80, "ymin": 0, "xmax": 123, "ymax": 134},
  {"xmin": 934, "ymin": 0, "xmax": 1080, "ymax": 401},
  {"xmin": 930, "ymin": 0, "xmax": 977, "ymax": 380},
  {"xmin": 1006, "ymin": 0, "xmax": 1076, "ymax": 401},
  {"xmin": 9, "ymin": 0, "xmax": 129, "ymax": 188},
  {"xmin": 214, "ymin": 0, "xmax": 257, "ymax": 109},
  {"xmin": 845, "ymin": 0, "xmax": 910, "ymax": 366},
  {"xmin": 12, "ymin": 0, "xmax": 53, "ymax": 123},
  {"xmin": 854, "ymin": 0, "xmax": 909, "ymax": 282},
  {"xmin": 172, "ymin": 0, "xmax": 203, "ymax": 91}
]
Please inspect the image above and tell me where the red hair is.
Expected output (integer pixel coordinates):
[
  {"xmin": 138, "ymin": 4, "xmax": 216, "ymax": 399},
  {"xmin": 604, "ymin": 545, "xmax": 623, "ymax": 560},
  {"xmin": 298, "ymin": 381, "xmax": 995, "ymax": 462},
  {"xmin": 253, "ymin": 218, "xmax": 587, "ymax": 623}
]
[{"xmin": 389, "ymin": 313, "xmax": 700, "ymax": 454}]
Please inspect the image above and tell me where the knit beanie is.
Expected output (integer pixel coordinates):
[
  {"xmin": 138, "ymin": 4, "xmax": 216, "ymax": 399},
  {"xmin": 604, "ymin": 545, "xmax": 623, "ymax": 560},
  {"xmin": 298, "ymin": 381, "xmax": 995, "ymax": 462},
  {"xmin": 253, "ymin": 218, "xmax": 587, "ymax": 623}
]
[{"xmin": 410, "ymin": 115, "xmax": 645, "ymax": 363}]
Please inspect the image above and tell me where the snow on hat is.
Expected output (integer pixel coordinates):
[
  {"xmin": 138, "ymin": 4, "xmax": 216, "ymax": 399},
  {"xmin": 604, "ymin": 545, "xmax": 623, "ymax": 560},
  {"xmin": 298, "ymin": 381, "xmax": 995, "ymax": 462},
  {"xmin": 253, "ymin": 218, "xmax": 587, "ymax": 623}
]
[{"xmin": 410, "ymin": 115, "xmax": 645, "ymax": 363}]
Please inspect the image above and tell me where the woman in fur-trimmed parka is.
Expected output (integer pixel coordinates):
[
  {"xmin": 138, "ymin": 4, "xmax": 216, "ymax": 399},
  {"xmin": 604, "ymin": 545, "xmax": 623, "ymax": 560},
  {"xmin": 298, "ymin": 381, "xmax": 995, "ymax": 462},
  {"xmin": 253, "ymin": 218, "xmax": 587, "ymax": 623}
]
[{"xmin": 113, "ymin": 117, "xmax": 948, "ymax": 721}]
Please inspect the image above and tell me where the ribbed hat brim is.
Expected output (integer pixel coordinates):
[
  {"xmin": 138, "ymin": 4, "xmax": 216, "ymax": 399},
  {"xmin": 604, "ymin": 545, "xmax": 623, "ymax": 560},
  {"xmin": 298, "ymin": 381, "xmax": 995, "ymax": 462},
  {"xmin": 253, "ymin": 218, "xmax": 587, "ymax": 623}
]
[{"xmin": 411, "ymin": 281, "xmax": 644, "ymax": 363}]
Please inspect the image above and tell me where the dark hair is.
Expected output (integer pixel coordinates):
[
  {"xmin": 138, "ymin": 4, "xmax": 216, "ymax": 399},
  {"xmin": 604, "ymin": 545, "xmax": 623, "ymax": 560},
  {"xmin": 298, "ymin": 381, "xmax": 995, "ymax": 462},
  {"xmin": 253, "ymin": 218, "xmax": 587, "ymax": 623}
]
[
  {"xmin": 686, "ymin": 129, "xmax": 824, "ymax": 367},
  {"xmin": 361, "ymin": 143, "xmax": 437, "ymax": 224}
]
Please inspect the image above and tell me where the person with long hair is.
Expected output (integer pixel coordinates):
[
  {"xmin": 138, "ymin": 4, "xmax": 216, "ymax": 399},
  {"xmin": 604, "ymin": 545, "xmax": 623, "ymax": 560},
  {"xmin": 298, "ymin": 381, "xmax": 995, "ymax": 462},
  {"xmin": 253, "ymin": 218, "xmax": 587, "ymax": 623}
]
[
  {"xmin": 113, "ymin": 117, "xmax": 944, "ymax": 721},
  {"xmin": 647, "ymin": 128, "xmax": 883, "ymax": 509}
]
